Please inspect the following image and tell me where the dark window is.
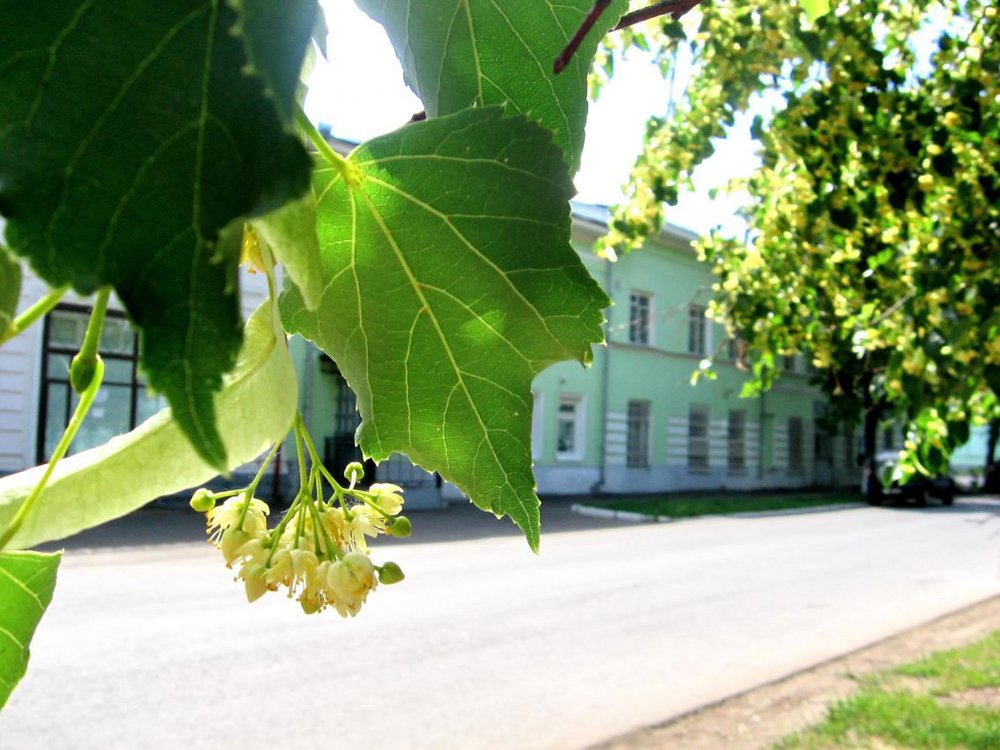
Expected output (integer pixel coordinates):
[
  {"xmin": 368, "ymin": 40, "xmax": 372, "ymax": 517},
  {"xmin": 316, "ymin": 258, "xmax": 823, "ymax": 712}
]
[
  {"xmin": 626, "ymin": 400, "xmax": 650, "ymax": 468},
  {"xmin": 728, "ymin": 410, "xmax": 746, "ymax": 474},
  {"xmin": 38, "ymin": 306, "xmax": 165, "ymax": 462},
  {"xmin": 788, "ymin": 417, "xmax": 804, "ymax": 473},
  {"xmin": 629, "ymin": 293, "xmax": 651, "ymax": 345},
  {"xmin": 688, "ymin": 406, "xmax": 709, "ymax": 471},
  {"xmin": 688, "ymin": 304, "xmax": 706, "ymax": 355}
]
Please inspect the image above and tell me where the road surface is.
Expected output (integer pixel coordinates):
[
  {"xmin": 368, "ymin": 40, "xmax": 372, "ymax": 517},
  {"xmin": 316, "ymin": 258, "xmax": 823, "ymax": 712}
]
[{"xmin": 2, "ymin": 498, "xmax": 999, "ymax": 749}]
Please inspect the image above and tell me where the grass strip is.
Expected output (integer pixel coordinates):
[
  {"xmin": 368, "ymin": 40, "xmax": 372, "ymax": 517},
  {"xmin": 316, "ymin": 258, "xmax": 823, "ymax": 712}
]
[{"xmin": 775, "ymin": 629, "xmax": 1000, "ymax": 749}]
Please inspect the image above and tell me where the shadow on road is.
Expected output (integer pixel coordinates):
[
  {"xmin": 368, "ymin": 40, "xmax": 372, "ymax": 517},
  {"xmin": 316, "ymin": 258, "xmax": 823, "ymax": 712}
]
[
  {"xmin": 36, "ymin": 495, "xmax": 999, "ymax": 554},
  {"xmin": 34, "ymin": 496, "xmax": 626, "ymax": 553}
]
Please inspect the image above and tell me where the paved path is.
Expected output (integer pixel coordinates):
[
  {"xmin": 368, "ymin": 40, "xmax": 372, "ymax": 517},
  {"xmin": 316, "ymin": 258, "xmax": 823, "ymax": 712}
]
[{"xmin": 3, "ymin": 498, "xmax": 999, "ymax": 749}]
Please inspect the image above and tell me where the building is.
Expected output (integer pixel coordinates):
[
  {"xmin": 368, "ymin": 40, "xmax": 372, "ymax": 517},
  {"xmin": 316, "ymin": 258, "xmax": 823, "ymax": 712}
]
[{"xmin": 1, "ymin": 205, "xmax": 856, "ymax": 511}]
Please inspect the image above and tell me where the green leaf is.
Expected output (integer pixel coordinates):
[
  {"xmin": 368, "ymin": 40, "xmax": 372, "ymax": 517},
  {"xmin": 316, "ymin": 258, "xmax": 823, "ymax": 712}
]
[
  {"xmin": 355, "ymin": 0, "xmax": 628, "ymax": 172},
  {"xmin": 801, "ymin": 0, "xmax": 832, "ymax": 23},
  {"xmin": 0, "ymin": 300, "xmax": 296, "ymax": 550},
  {"xmin": 0, "ymin": 247, "xmax": 20, "ymax": 335},
  {"xmin": 252, "ymin": 194, "xmax": 323, "ymax": 310},
  {"xmin": 281, "ymin": 108, "xmax": 609, "ymax": 549},
  {"xmin": 0, "ymin": 0, "xmax": 314, "ymax": 470},
  {"xmin": 236, "ymin": 0, "xmax": 319, "ymax": 124},
  {"xmin": 0, "ymin": 550, "xmax": 60, "ymax": 710}
]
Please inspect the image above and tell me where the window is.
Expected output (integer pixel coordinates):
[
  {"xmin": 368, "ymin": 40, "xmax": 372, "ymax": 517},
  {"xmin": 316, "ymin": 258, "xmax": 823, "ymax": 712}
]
[
  {"xmin": 38, "ymin": 306, "xmax": 166, "ymax": 462},
  {"xmin": 626, "ymin": 400, "xmax": 651, "ymax": 468},
  {"xmin": 688, "ymin": 304, "xmax": 706, "ymax": 355},
  {"xmin": 727, "ymin": 335, "xmax": 745, "ymax": 362},
  {"xmin": 728, "ymin": 410, "xmax": 746, "ymax": 474},
  {"xmin": 783, "ymin": 354, "xmax": 797, "ymax": 372},
  {"xmin": 688, "ymin": 406, "xmax": 709, "ymax": 471},
  {"xmin": 788, "ymin": 417, "xmax": 804, "ymax": 473},
  {"xmin": 629, "ymin": 292, "xmax": 652, "ymax": 345},
  {"xmin": 556, "ymin": 394, "xmax": 584, "ymax": 460}
]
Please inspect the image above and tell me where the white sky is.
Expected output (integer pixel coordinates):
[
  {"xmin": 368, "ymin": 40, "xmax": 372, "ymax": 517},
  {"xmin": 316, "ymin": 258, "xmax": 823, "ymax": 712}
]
[{"xmin": 305, "ymin": 2, "xmax": 759, "ymax": 237}]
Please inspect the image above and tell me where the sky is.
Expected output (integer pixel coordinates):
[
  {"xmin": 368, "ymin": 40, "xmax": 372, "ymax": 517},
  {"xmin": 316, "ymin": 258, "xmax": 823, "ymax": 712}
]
[{"xmin": 304, "ymin": 2, "xmax": 759, "ymax": 238}]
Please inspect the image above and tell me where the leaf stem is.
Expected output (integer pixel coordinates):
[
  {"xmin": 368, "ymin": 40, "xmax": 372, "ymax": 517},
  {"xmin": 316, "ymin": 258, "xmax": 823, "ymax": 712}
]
[
  {"xmin": 2, "ymin": 284, "xmax": 70, "ymax": 345},
  {"xmin": 0, "ymin": 358, "xmax": 105, "ymax": 551},
  {"xmin": 295, "ymin": 412, "xmax": 344, "ymax": 493},
  {"xmin": 294, "ymin": 106, "xmax": 355, "ymax": 183}
]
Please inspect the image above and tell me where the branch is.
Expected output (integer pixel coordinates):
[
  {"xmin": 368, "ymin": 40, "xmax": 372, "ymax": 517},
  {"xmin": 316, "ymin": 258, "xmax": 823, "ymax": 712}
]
[{"xmin": 554, "ymin": 0, "xmax": 705, "ymax": 74}]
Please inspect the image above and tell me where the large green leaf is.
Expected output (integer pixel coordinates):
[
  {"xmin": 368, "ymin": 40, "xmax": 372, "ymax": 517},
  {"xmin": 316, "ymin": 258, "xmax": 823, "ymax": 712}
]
[
  {"xmin": 0, "ymin": 551, "xmax": 60, "ymax": 710},
  {"xmin": 0, "ymin": 247, "xmax": 20, "ymax": 336},
  {"xmin": 0, "ymin": 0, "xmax": 314, "ymax": 470},
  {"xmin": 281, "ymin": 108, "xmax": 609, "ymax": 549},
  {"xmin": 355, "ymin": 0, "xmax": 628, "ymax": 172},
  {"xmin": 0, "ymin": 300, "xmax": 296, "ymax": 550}
]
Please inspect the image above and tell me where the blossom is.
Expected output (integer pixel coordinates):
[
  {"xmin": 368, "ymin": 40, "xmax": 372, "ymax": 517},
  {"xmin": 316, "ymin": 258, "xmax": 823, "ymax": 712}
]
[
  {"xmin": 206, "ymin": 496, "xmax": 269, "ymax": 543},
  {"xmin": 369, "ymin": 483, "xmax": 405, "ymax": 516}
]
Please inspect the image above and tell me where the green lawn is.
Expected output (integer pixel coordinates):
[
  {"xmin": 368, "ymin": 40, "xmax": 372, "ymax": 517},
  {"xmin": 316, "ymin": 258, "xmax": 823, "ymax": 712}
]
[
  {"xmin": 581, "ymin": 491, "xmax": 860, "ymax": 519},
  {"xmin": 774, "ymin": 631, "xmax": 1000, "ymax": 749}
]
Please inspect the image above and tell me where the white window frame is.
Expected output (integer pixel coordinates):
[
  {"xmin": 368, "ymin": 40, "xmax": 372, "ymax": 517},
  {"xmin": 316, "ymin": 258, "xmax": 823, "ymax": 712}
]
[
  {"xmin": 628, "ymin": 291, "xmax": 653, "ymax": 346},
  {"xmin": 555, "ymin": 393, "xmax": 586, "ymax": 461}
]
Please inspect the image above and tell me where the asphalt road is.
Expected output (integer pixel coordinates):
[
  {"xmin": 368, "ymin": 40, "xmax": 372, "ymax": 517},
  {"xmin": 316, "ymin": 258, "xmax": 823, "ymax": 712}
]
[{"xmin": 2, "ymin": 498, "xmax": 999, "ymax": 750}]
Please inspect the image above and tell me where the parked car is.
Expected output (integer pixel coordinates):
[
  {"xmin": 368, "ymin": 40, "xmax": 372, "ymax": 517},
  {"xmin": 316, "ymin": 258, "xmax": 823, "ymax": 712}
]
[{"xmin": 863, "ymin": 451, "xmax": 955, "ymax": 506}]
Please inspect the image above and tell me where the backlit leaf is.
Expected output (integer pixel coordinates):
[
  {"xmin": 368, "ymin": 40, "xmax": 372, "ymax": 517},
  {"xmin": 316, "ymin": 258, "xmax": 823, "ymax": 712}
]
[
  {"xmin": 355, "ymin": 0, "xmax": 628, "ymax": 172},
  {"xmin": 0, "ymin": 0, "xmax": 314, "ymax": 469},
  {"xmin": 281, "ymin": 108, "xmax": 609, "ymax": 549},
  {"xmin": 0, "ymin": 551, "xmax": 60, "ymax": 710}
]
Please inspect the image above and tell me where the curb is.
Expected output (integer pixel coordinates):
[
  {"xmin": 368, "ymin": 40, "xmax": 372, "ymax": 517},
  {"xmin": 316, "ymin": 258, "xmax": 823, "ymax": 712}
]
[{"xmin": 570, "ymin": 502, "xmax": 866, "ymax": 524}]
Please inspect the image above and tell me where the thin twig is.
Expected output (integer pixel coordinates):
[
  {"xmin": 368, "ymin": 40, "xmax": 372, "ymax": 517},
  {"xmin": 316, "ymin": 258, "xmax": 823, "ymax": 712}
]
[
  {"xmin": 554, "ymin": 0, "xmax": 613, "ymax": 74},
  {"xmin": 554, "ymin": 0, "xmax": 705, "ymax": 74},
  {"xmin": 613, "ymin": 0, "xmax": 703, "ymax": 31}
]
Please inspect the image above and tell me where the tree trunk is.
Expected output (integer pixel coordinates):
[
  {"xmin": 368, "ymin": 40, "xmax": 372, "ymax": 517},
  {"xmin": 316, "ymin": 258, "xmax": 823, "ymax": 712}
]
[{"xmin": 862, "ymin": 403, "xmax": 883, "ymax": 503}]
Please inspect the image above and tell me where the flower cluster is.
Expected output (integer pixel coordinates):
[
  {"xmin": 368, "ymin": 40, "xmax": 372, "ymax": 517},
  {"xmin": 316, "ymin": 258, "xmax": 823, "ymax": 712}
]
[{"xmin": 190, "ymin": 478, "xmax": 409, "ymax": 616}]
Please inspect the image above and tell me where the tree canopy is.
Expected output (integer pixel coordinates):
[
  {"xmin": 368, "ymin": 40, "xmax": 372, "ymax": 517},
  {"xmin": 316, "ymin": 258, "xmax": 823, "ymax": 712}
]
[{"xmin": 604, "ymin": 0, "xmax": 998, "ymax": 474}]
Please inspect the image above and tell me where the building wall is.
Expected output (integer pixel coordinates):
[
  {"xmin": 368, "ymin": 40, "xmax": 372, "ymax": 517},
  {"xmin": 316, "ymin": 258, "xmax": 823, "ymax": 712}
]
[{"xmin": 529, "ymin": 218, "xmax": 853, "ymax": 496}]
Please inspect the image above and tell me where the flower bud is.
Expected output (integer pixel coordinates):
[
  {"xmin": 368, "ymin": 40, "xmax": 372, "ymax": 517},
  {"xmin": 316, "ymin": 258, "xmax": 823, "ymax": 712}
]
[
  {"xmin": 378, "ymin": 561, "xmax": 405, "ymax": 585},
  {"xmin": 189, "ymin": 488, "xmax": 216, "ymax": 513},
  {"xmin": 388, "ymin": 515, "xmax": 412, "ymax": 538},
  {"xmin": 344, "ymin": 461, "xmax": 365, "ymax": 483},
  {"xmin": 69, "ymin": 353, "xmax": 100, "ymax": 394}
]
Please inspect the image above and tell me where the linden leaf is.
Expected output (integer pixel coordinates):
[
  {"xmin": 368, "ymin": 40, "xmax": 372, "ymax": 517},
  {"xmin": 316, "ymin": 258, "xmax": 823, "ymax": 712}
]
[
  {"xmin": 0, "ymin": 0, "xmax": 314, "ymax": 469},
  {"xmin": 281, "ymin": 108, "xmax": 609, "ymax": 549},
  {"xmin": 0, "ymin": 300, "xmax": 296, "ymax": 550},
  {"xmin": 355, "ymin": 0, "xmax": 628, "ymax": 172},
  {"xmin": 0, "ymin": 551, "xmax": 60, "ymax": 710}
]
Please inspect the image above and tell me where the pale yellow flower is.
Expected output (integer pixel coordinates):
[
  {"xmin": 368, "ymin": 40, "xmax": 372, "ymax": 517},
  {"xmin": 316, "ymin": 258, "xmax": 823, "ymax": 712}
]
[{"xmin": 369, "ymin": 483, "xmax": 405, "ymax": 516}]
